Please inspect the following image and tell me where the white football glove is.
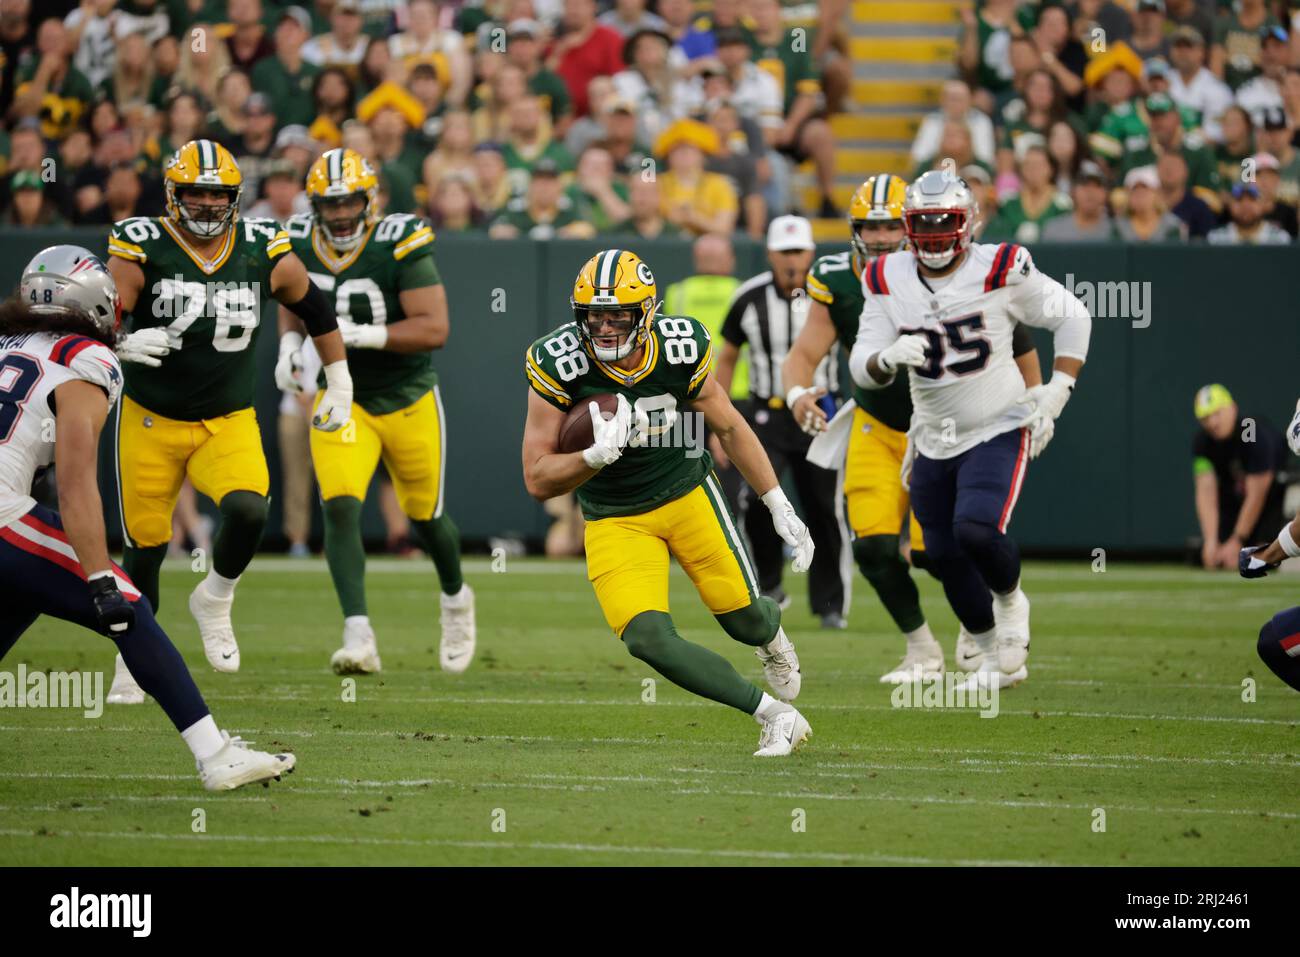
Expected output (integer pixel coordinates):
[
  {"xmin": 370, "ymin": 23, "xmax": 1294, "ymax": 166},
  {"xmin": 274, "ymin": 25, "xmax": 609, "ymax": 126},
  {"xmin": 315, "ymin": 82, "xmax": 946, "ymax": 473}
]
[
  {"xmin": 582, "ymin": 394, "xmax": 633, "ymax": 469},
  {"xmin": 338, "ymin": 319, "xmax": 388, "ymax": 350},
  {"xmin": 1019, "ymin": 372, "xmax": 1076, "ymax": 460},
  {"xmin": 312, "ymin": 359, "xmax": 352, "ymax": 432},
  {"xmin": 275, "ymin": 331, "xmax": 305, "ymax": 394},
  {"xmin": 762, "ymin": 487, "xmax": 814, "ymax": 573},
  {"xmin": 115, "ymin": 327, "xmax": 172, "ymax": 368},
  {"xmin": 877, "ymin": 334, "xmax": 930, "ymax": 374},
  {"xmin": 1287, "ymin": 398, "xmax": 1300, "ymax": 457}
]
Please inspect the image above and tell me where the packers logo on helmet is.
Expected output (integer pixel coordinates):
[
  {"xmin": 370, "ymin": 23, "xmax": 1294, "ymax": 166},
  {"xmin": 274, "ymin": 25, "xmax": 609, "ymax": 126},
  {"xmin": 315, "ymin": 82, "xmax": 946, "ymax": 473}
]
[
  {"xmin": 848, "ymin": 174, "xmax": 908, "ymax": 260},
  {"xmin": 164, "ymin": 139, "xmax": 243, "ymax": 238},
  {"xmin": 571, "ymin": 249, "xmax": 659, "ymax": 362},
  {"xmin": 305, "ymin": 148, "xmax": 380, "ymax": 252}
]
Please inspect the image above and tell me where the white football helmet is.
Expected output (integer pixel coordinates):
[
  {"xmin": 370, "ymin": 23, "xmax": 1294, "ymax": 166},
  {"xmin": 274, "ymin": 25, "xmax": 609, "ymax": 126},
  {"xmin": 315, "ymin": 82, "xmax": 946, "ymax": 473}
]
[
  {"xmin": 19, "ymin": 245, "xmax": 122, "ymax": 335},
  {"xmin": 902, "ymin": 170, "xmax": 980, "ymax": 271}
]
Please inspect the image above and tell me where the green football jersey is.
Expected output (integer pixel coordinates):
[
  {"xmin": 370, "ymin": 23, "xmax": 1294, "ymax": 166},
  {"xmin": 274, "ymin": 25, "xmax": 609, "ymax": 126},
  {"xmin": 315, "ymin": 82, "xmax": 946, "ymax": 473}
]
[
  {"xmin": 108, "ymin": 214, "xmax": 291, "ymax": 421},
  {"xmin": 285, "ymin": 211, "xmax": 442, "ymax": 415},
  {"xmin": 526, "ymin": 314, "xmax": 715, "ymax": 520},
  {"xmin": 805, "ymin": 251, "xmax": 912, "ymax": 433}
]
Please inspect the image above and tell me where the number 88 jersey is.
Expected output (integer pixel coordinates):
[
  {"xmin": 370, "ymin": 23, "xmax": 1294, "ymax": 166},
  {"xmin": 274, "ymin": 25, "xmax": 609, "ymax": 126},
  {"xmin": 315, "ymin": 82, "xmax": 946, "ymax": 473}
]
[
  {"xmin": 108, "ymin": 214, "xmax": 292, "ymax": 421},
  {"xmin": 526, "ymin": 313, "xmax": 716, "ymax": 519}
]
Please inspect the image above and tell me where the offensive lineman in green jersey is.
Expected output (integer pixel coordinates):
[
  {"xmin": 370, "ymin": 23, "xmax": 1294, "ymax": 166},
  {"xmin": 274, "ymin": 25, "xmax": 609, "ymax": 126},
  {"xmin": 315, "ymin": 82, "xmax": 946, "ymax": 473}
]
[
  {"xmin": 783, "ymin": 174, "xmax": 1043, "ymax": 683},
  {"xmin": 276, "ymin": 147, "xmax": 474, "ymax": 675},
  {"xmin": 522, "ymin": 248, "xmax": 815, "ymax": 756},
  {"xmin": 105, "ymin": 138, "xmax": 352, "ymax": 697}
]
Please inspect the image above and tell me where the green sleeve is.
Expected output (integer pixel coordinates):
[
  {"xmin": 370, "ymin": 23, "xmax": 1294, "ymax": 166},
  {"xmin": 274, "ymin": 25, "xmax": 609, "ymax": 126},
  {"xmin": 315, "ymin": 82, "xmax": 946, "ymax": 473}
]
[{"xmin": 398, "ymin": 252, "xmax": 441, "ymax": 290}]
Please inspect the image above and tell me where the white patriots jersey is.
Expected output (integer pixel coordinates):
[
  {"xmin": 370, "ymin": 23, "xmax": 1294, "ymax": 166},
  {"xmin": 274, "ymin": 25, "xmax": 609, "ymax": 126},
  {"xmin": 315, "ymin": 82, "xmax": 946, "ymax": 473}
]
[
  {"xmin": 0, "ymin": 332, "xmax": 123, "ymax": 528},
  {"xmin": 852, "ymin": 242, "xmax": 1090, "ymax": 460}
]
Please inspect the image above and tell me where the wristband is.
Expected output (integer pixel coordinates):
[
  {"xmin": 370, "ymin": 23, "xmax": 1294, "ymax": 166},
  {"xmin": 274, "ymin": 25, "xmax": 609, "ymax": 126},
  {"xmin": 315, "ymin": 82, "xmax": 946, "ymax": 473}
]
[
  {"xmin": 1280, "ymin": 523, "xmax": 1300, "ymax": 559},
  {"xmin": 321, "ymin": 359, "xmax": 353, "ymax": 391},
  {"xmin": 786, "ymin": 384, "xmax": 812, "ymax": 408}
]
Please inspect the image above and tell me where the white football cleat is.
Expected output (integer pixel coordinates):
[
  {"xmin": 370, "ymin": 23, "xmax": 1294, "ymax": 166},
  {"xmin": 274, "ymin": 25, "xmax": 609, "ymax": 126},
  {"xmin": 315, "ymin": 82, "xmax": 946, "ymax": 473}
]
[
  {"xmin": 106, "ymin": 653, "xmax": 145, "ymax": 705},
  {"xmin": 331, "ymin": 619, "xmax": 382, "ymax": 675},
  {"xmin": 188, "ymin": 580, "xmax": 240, "ymax": 673},
  {"xmin": 994, "ymin": 589, "xmax": 1031, "ymax": 673},
  {"xmin": 954, "ymin": 661, "xmax": 1028, "ymax": 692},
  {"xmin": 198, "ymin": 732, "xmax": 296, "ymax": 791},
  {"xmin": 754, "ymin": 704, "xmax": 812, "ymax": 757},
  {"xmin": 879, "ymin": 643, "xmax": 945, "ymax": 684},
  {"xmin": 439, "ymin": 584, "xmax": 476, "ymax": 673},
  {"xmin": 755, "ymin": 628, "xmax": 801, "ymax": 701},
  {"xmin": 954, "ymin": 625, "xmax": 983, "ymax": 672}
]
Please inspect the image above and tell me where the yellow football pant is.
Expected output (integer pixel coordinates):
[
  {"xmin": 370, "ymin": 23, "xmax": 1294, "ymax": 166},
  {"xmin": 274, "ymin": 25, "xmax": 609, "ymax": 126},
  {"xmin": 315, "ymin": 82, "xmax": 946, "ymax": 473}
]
[
  {"xmin": 584, "ymin": 474, "xmax": 758, "ymax": 636},
  {"xmin": 844, "ymin": 407, "xmax": 924, "ymax": 551},
  {"xmin": 310, "ymin": 388, "xmax": 446, "ymax": 519},
  {"xmin": 115, "ymin": 395, "xmax": 269, "ymax": 548}
]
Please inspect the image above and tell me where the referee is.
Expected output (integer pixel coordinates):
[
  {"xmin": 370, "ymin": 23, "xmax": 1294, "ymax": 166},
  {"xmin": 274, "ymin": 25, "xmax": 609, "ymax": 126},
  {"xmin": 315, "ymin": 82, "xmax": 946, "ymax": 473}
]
[{"xmin": 715, "ymin": 216, "xmax": 849, "ymax": 628}]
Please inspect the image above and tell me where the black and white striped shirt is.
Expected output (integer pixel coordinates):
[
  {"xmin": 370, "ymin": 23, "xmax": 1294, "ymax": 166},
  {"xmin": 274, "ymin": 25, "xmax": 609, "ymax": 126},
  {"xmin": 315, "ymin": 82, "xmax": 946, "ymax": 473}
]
[{"xmin": 720, "ymin": 271, "xmax": 838, "ymax": 402}]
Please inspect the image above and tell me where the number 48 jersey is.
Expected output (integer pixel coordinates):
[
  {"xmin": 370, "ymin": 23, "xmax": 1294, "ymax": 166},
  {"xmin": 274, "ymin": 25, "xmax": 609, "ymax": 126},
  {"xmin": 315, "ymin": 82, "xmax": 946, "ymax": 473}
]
[
  {"xmin": 108, "ymin": 215, "xmax": 291, "ymax": 421},
  {"xmin": 526, "ymin": 314, "xmax": 715, "ymax": 519},
  {"xmin": 852, "ymin": 242, "xmax": 1091, "ymax": 461}
]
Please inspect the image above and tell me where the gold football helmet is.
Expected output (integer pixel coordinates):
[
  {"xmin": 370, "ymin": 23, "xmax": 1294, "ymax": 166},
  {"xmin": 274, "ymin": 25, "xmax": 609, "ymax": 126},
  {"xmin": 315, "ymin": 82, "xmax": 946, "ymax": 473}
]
[
  {"xmin": 571, "ymin": 248, "xmax": 659, "ymax": 362},
  {"xmin": 305, "ymin": 148, "xmax": 380, "ymax": 251},
  {"xmin": 848, "ymin": 174, "xmax": 908, "ymax": 260},
  {"xmin": 164, "ymin": 139, "xmax": 243, "ymax": 238}
]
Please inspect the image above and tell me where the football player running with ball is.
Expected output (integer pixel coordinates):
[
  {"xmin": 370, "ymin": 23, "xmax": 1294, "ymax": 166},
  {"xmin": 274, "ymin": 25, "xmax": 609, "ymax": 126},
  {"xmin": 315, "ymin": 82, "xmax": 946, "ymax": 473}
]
[
  {"xmin": 0, "ymin": 246, "xmax": 296, "ymax": 790},
  {"xmin": 278, "ymin": 148, "xmax": 474, "ymax": 676},
  {"xmin": 106, "ymin": 139, "xmax": 351, "ymax": 701},
  {"xmin": 783, "ymin": 174, "xmax": 1043, "ymax": 683},
  {"xmin": 850, "ymin": 171, "xmax": 1092, "ymax": 690},
  {"xmin": 522, "ymin": 249, "xmax": 815, "ymax": 756}
]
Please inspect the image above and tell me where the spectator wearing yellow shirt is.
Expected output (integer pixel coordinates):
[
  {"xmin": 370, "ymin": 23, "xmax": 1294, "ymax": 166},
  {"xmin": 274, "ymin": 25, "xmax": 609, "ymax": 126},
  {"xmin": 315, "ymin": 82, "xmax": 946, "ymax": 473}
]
[{"xmin": 654, "ymin": 117, "xmax": 739, "ymax": 235}]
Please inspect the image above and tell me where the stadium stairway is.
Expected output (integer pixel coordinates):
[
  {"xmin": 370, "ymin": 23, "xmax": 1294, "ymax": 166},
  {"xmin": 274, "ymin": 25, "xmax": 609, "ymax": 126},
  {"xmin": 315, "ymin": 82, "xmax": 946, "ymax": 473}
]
[{"xmin": 804, "ymin": 0, "xmax": 961, "ymax": 240}]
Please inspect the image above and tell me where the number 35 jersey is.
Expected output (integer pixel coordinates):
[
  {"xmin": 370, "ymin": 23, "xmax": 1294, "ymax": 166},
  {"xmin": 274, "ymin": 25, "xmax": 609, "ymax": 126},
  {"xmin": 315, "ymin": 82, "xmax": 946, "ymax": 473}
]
[
  {"xmin": 852, "ymin": 243, "xmax": 1091, "ymax": 461},
  {"xmin": 108, "ymin": 215, "xmax": 291, "ymax": 421},
  {"xmin": 526, "ymin": 314, "xmax": 715, "ymax": 519}
]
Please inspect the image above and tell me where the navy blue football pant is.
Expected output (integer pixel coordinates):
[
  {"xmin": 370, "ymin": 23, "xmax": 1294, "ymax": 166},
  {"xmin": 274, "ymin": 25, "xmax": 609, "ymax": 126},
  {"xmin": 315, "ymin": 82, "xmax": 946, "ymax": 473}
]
[
  {"xmin": 909, "ymin": 428, "xmax": 1029, "ymax": 634},
  {"xmin": 0, "ymin": 504, "xmax": 209, "ymax": 731},
  {"xmin": 1257, "ymin": 606, "xmax": 1300, "ymax": 692}
]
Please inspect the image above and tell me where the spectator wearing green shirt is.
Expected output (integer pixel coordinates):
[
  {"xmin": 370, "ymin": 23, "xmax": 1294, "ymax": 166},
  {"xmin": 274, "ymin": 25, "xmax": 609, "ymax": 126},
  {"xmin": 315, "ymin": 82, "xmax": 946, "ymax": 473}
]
[
  {"xmin": 1041, "ymin": 159, "xmax": 1120, "ymax": 242},
  {"xmin": 1210, "ymin": 0, "xmax": 1279, "ymax": 91},
  {"xmin": 1116, "ymin": 164, "xmax": 1188, "ymax": 241},
  {"xmin": 958, "ymin": 0, "xmax": 1033, "ymax": 114},
  {"xmin": 1214, "ymin": 104, "xmax": 1256, "ymax": 193},
  {"xmin": 251, "ymin": 6, "xmax": 322, "ymax": 130},
  {"xmin": 1121, "ymin": 92, "xmax": 1223, "ymax": 211},
  {"xmin": 1257, "ymin": 107, "xmax": 1300, "ymax": 211},
  {"xmin": 1081, "ymin": 41, "xmax": 1145, "ymax": 153},
  {"xmin": 984, "ymin": 142, "xmax": 1073, "ymax": 243},
  {"xmin": 747, "ymin": 0, "xmax": 837, "ymax": 215},
  {"xmin": 504, "ymin": 19, "xmax": 573, "ymax": 130},
  {"xmin": 487, "ymin": 158, "xmax": 595, "ymax": 239},
  {"xmin": 609, "ymin": 175, "xmax": 686, "ymax": 240},
  {"xmin": 500, "ymin": 94, "xmax": 575, "ymax": 196},
  {"xmin": 9, "ymin": 18, "xmax": 95, "ymax": 141},
  {"xmin": 568, "ymin": 145, "xmax": 630, "ymax": 232},
  {"xmin": 996, "ymin": 67, "xmax": 1073, "ymax": 177}
]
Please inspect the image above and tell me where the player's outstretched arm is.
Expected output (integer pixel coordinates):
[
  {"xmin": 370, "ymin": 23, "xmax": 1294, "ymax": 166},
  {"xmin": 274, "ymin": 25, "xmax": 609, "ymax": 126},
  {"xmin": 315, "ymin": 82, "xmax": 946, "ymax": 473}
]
[
  {"xmin": 692, "ymin": 373, "xmax": 814, "ymax": 571},
  {"xmin": 521, "ymin": 390, "xmax": 602, "ymax": 501},
  {"xmin": 54, "ymin": 379, "xmax": 114, "ymax": 576},
  {"xmin": 106, "ymin": 254, "xmax": 145, "ymax": 317},
  {"xmin": 783, "ymin": 300, "xmax": 837, "ymax": 434},
  {"xmin": 1240, "ymin": 509, "xmax": 1300, "ymax": 576}
]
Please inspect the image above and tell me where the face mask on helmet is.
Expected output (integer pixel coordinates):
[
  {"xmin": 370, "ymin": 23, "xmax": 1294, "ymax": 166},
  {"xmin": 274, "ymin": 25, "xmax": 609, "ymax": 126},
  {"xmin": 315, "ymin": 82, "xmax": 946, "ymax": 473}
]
[
  {"xmin": 174, "ymin": 185, "xmax": 239, "ymax": 238},
  {"xmin": 851, "ymin": 219, "xmax": 906, "ymax": 259},
  {"xmin": 314, "ymin": 193, "xmax": 370, "ymax": 251},
  {"xmin": 576, "ymin": 304, "xmax": 644, "ymax": 361},
  {"xmin": 905, "ymin": 210, "xmax": 970, "ymax": 269}
]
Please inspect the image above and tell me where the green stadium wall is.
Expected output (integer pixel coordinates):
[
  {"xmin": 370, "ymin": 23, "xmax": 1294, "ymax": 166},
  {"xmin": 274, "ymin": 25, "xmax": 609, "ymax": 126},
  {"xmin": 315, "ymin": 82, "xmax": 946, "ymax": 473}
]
[{"xmin": 1, "ymin": 228, "xmax": 1292, "ymax": 554}]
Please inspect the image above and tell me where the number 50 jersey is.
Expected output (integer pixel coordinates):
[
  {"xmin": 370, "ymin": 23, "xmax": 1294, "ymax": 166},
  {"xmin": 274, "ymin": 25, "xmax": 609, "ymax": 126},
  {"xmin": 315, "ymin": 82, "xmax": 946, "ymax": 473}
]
[
  {"xmin": 526, "ymin": 314, "xmax": 715, "ymax": 520},
  {"xmin": 108, "ymin": 215, "xmax": 291, "ymax": 421},
  {"xmin": 851, "ymin": 242, "xmax": 1091, "ymax": 461}
]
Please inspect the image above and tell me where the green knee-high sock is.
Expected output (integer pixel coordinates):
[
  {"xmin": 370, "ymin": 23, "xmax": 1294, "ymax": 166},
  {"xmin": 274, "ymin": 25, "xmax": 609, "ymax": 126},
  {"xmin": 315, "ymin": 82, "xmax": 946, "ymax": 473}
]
[
  {"xmin": 621, "ymin": 611, "xmax": 763, "ymax": 714},
  {"xmin": 123, "ymin": 542, "xmax": 168, "ymax": 612},
  {"xmin": 853, "ymin": 535, "xmax": 925, "ymax": 632},
  {"xmin": 323, "ymin": 496, "xmax": 367, "ymax": 617},
  {"xmin": 409, "ymin": 513, "xmax": 464, "ymax": 595},
  {"xmin": 211, "ymin": 490, "xmax": 268, "ymax": 579},
  {"xmin": 715, "ymin": 595, "xmax": 782, "ymax": 647}
]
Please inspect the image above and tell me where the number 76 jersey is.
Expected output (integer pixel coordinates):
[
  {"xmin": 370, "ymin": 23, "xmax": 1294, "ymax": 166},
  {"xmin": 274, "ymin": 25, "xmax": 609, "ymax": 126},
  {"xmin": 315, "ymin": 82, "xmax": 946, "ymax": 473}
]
[
  {"xmin": 526, "ymin": 314, "xmax": 715, "ymax": 520},
  {"xmin": 108, "ymin": 215, "xmax": 292, "ymax": 421},
  {"xmin": 852, "ymin": 243, "xmax": 1090, "ymax": 460}
]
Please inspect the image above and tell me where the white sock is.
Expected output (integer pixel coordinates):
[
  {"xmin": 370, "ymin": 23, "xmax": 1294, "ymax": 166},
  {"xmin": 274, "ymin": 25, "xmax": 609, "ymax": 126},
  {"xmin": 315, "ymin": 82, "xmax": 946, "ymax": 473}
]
[
  {"xmin": 181, "ymin": 715, "xmax": 225, "ymax": 761},
  {"xmin": 343, "ymin": 615, "xmax": 371, "ymax": 646},
  {"xmin": 753, "ymin": 692, "xmax": 789, "ymax": 722},
  {"xmin": 203, "ymin": 570, "xmax": 239, "ymax": 601},
  {"xmin": 903, "ymin": 622, "xmax": 937, "ymax": 652},
  {"xmin": 993, "ymin": 584, "xmax": 1022, "ymax": 612},
  {"xmin": 441, "ymin": 584, "xmax": 468, "ymax": 605},
  {"xmin": 970, "ymin": 627, "xmax": 998, "ymax": 655}
]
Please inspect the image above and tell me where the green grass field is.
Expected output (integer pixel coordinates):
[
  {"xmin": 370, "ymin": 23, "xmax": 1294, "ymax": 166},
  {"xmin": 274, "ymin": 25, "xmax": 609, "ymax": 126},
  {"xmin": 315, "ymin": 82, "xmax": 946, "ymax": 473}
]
[{"xmin": 1, "ymin": 556, "xmax": 1296, "ymax": 866}]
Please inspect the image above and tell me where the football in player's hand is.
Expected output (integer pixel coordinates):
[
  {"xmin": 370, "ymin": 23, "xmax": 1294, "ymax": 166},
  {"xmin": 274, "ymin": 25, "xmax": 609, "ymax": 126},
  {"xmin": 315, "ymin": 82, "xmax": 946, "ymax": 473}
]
[{"xmin": 557, "ymin": 393, "xmax": 621, "ymax": 454}]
